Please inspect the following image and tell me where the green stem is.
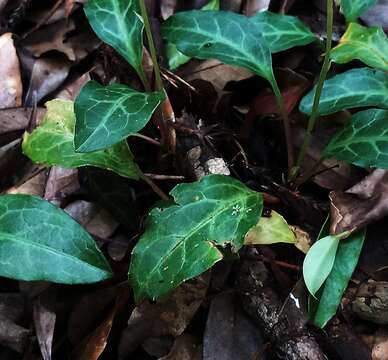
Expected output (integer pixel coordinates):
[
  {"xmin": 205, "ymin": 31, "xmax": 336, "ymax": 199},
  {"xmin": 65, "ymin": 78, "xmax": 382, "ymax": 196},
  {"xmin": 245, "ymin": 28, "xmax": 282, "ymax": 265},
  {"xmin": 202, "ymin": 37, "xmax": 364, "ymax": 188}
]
[
  {"xmin": 291, "ymin": 0, "xmax": 334, "ymax": 182},
  {"xmin": 139, "ymin": 0, "xmax": 164, "ymax": 92},
  {"xmin": 271, "ymin": 78, "xmax": 294, "ymax": 175}
]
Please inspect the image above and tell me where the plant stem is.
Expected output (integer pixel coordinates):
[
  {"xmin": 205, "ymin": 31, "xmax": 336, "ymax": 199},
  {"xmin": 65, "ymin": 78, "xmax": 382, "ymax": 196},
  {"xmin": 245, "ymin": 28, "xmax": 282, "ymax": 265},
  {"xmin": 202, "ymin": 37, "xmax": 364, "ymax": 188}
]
[
  {"xmin": 139, "ymin": 0, "xmax": 164, "ymax": 92},
  {"xmin": 271, "ymin": 78, "xmax": 294, "ymax": 175},
  {"xmin": 142, "ymin": 174, "xmax": 170, "ymax": 201},
  {"xmin": 291, "ymin": 0, "xmax": 334, "ymax": 182}
]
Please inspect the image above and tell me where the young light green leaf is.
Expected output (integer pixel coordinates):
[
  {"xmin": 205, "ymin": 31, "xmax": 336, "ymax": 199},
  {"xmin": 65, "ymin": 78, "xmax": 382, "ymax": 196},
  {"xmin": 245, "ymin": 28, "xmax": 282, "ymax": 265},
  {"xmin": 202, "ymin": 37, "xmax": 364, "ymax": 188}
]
[
  {"xmin": 341, "ymin": 0, "xmax": 378, "ymax": 22},
  {"xmin": 300, "ymin": 68, "xmax": 388, "ymax": 115},
  {"xmin": 161, "ymin": 10, "xmax": 274, "ymax": 82},
  {"xmin": 244, "ymin": 210, "xmax": 296, "ymax": 245},
  {"xmin": 22, "ymin": 99, "xmax": 141, "ymax": 180},
  {"xmin": 311, "ymin": 229, "xmax": 366, "ymax": 328},
  {"xmin": 84, "ymin": 0, "xmax": 146, "ymax": 83},
  {"xmin": 330, "ymin": 23, "xmax": 388, "ymax": 71},
  {"xmin": 303, "ymin": 235, "xmax": 340, "ymax": 296},
  {"xmin": 0, "ymin": 194, "xmax": 112, "ymax": 283},
  {"xmin": 74, "ymin": 81, "xmax": 165, "ymax": 152},
  {"xmin": 250, "ymin": 11, "xmax": 316, "ymax": 53},
  {"xmin": 166, "ymin": 0, "xmax": 220, "ymax": 70},
  {"xmin": 324, "ymin": 109, "xmax": 388, "ymax": 169},
  {"xmin": 129, "ymin": 174, "xmax": 263, "ymax": 302}
]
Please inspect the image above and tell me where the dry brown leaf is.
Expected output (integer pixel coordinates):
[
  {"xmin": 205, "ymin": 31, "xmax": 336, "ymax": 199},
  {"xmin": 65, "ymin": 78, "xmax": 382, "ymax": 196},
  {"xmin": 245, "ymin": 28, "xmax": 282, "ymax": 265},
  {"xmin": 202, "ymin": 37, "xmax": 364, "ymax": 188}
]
[
  {"xmin": 65, "ymin": 200, "xmax": 119, "ymax": 239},
  {"xmin": 6, "ymin": 169, "xmax": 48, "ymax": 197},
  {"xmin": 160, "ymin": 334, "xmax": 201, "ymax": 360},
  {"xmin": 44, "ymin": 167, "xmax": 79, "ymax": 205},
  {"xmin": 21, "ymin": 19, "xmax": 77, "ymax": 60},
  {"xmin": 118, "ymin": 272, "xmax": 210, "ymax": 357},
  {"xmin": 330, "ymin": 169, "xmax": 388, "ymax": 234},
  {"xmin": 0, "ymin": 33, "xmax": 22, "ymax": 109},
  {"xmin": 0, "ymin": 107, "xmax": 45, "ymax": 135},
  {"xmin": 33, "ymin": 298, "xmax": 56, "ymax": 360}
]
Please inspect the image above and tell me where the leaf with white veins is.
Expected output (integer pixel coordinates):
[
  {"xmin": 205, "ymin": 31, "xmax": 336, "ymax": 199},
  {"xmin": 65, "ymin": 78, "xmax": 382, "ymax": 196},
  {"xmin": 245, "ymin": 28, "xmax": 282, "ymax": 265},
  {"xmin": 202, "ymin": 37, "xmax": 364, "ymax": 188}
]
[
  {"xmin": 23, "ymin": 99, "xmax": 141, "ymax": 180},
  {"xmin": 129, "ymin": 175, "xmax": 263, "ymax": 302},
  {"xmin": 0, "ymin": 194, "xmax": 112, "ymax": 283},
  {"xmin": 300, "ymin": 68, "xmax": 388, "ymax": 115},
  {"xmin": 74, "ymin": 81, "xmax": 165, "ymax": 152}
]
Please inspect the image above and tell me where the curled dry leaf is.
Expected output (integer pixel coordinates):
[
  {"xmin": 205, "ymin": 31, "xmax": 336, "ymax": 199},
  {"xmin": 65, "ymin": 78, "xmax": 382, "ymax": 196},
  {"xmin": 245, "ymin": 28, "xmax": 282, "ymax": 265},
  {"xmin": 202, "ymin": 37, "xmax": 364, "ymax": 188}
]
[
  {"xmin": 0, "ymin": 33, "xmax": 22, "ymax": 109},
  {"xmin": 330, "ymin": 169, "xmax": 388, "ymax": 234}
]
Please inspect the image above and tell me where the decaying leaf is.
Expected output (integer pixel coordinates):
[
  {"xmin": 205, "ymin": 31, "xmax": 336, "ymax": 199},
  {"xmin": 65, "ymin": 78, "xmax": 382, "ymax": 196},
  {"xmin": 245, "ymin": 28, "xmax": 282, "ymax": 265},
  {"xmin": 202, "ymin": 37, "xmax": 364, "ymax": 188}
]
[
  {"xmin": 330, "ymin": 169, "xmax": 388, "ymax": 234},
  {"xmin": 0, "ymin": 33, "xmax": 22, "ymax": 109},
  {"xmin": 245, "ymin": 210, "xmax": 296, "ymax": 245}
]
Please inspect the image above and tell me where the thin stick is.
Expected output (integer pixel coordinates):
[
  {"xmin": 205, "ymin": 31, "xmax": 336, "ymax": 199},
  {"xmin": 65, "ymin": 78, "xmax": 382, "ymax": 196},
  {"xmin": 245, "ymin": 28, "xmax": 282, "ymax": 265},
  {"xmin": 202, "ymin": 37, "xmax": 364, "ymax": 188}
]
[
  {"xmin": 131, "ymin": 133, "xmax": 161, "ymax": 146},
  {"xmin": 142, "ymin": 174, "xmax": 170, "ymax": 201},
  {"xmin": 144, "ymin": 174, "xmax": 185, "ymax": 180},
  {"xmin": 291, "ymin": 0, "xmax": 334, "ymax": 182}
]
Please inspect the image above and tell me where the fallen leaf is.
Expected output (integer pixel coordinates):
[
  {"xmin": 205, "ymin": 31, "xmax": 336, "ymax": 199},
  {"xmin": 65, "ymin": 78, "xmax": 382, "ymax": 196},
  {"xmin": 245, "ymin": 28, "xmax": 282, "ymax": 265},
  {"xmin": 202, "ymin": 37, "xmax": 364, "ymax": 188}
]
[
  {"xmin": 291, "ymin": 226, "xmax": 312, "ymax": 254},
  {"xmin": 245, "ymin": 210, "xmax": 296, "ymax": 245},
  {"xmin": 118, "ymin": 273, "xmax": 210, "ymax": 357},
  {"xmin": 6, "ymin": 168, "xmax": 48, "ymax": 197},
  {"xmin": 203, "ymin": 293, "xmax": 264, "ymax": 360},
  {"xmin": 44, "ymin": 167, "xmax": 79, "ymax": 205},
  {"xmin": 0, "ymin": 107, "xmax": 45, "ymax": 135},
  {"xmin": 65, "ymin": 200, "xmax": 119, "ymax": 239},
  {"xmin": 0, "ymin": 33, "xmax": 22, "ymax": 109},
  {"xmin": 65, "ymin": 0, "xmax": 76, "ymax": 16},
  {"xmin": 330, "ymin": 169, "xmax": 388, "ymax": 234},
  {"xmin": 160, "ymin": 334, "xmax": 201, "ymax": 360},
  {"xmin": 33, "ymin": 297, "xmax": 56, "ymax": 360}
]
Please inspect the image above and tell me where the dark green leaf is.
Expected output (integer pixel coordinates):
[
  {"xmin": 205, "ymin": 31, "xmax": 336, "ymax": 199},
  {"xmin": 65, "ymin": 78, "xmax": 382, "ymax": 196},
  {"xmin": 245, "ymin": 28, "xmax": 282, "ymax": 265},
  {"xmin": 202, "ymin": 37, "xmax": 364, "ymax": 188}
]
[
  {"xmin": 161, "ymin": 10, "xmax": 274, "ymax": 82},
  {"xmin": 250, "ymin": 11, "xmax": 316, "ymax": 53},
  {"xmin": 330, "ymin": 22, "xmax": 388, "ymax": 71},
  {"xmin": 84, "ymin": 0, "xmax": 146, "ymax": 82},
  {"xmin": 0, "ymin": 194, "xmax": 112, "ymax": 283},
  {"xmin": 74, "ymin": 81, "xmax": 164, "ymax": 152},
  {"xmin": 129, "ymin": 174, "xmax": 263, "ymax": 302},
  {"xmin": 300, "ymin": 68, "xmax": 388, "ymax": 115},
  {"xmin": 303, "ymin": 235, "xmax": 340, "ymax": 296},
  {"xmin": 311, "ymin": 229, "xmax": 366, "ymax": 328},
  {"xmin": 324, "ymin": 109, "xmax": 388, "ymax": 169},
  {"xmin": 166, "ymin": 0, "xmax": 220, "ymax": 70},
  {"xmin": 22, "ymin": 99, "xmax": 141, "ymax": 180},
  {"xmin": 341, "ymin": 0, "xmax": 378, "ymax": 22}
]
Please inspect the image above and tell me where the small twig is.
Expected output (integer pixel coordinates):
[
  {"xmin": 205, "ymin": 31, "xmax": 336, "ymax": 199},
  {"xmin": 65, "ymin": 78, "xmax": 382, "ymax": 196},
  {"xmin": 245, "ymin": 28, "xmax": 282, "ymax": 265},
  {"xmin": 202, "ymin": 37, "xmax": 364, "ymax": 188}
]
[
  {"xmin": 131, "ymin": 133, "xmax": 161, "ymax": 147},
  {"xmin": 143, "ymin": 174, "xmax": 185, "ymax": 180},
  {"xmin": 161, "ymin": 67, "xmax": 197, "ymax": 92},
  {"xmin": 21, "ymin": 0, "xmax": 63, "ymax": 39},
  {"xmin": 142, "ymin": 174, "xmax": 170, "ymax": 201}
]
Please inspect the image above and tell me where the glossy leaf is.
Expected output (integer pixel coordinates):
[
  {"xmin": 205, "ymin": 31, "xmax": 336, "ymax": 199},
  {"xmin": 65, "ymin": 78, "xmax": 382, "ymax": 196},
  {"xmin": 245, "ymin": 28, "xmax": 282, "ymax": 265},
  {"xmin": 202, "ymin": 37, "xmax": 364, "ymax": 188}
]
[
  {"xmin": 129, "ymin": 174, "xmax": 263, "ymax": 302},
  {"xmin": 84, "ymin": 0, "xmax": 146, "ymax": 82},
  {"xmin": 251, "ymin": 11, "xmax": 316, "ymax": 53},
  {"xmin": 161, "ymin": 10, "xmax": 274, "ymax": 82},
  {"xmin": 74, "ymin": 81, "xmax": 164, "ymax": 152},
  {"xmin": 324, "ymin": 109, "xmax": 388, "ymax": 169},
  {"xmin": 0, "ymin": 194, "xmax": 112, "ymax": 283},
  {"xmin": 303, "ymin": 235, "xmax": 340, "ymax": 296},
  {"xmin": 22, "ymin": 99, "xmax": 141, "ymax": 180},
  {"xmin": 311, "ymin": 229, "xmax": 366, "ymax": 328},
  {"xmin": 341, "ymin": 0, "xmax": 378, "ymax": 22},
  {"xmin": 300, "ymin": 68, "xmax": 388, "ymax": 115},
  {"xmin": 244, "ymin": 210, "xmax": 296, "ymax": 245},
  {"xmin": 330, "ymin": 22, "xmax": 388, "ymax": 71},
  {"xmin": 166, "ymin": 0, "xmax": 220, "ymax": 70}
]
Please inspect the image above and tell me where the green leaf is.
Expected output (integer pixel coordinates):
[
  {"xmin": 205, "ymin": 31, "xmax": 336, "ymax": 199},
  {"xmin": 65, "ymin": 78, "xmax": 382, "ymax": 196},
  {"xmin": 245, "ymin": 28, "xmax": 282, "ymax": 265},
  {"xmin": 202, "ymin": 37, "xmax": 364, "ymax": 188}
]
[
  {"xmin": 166, "ymin": 0, "xmax": 220, "ymax": 70},
  {"xmin": 250, "ymin": 11, "xmax": 316, "ymax": 53},
  {"xmin": 0, "ymin": 194, "xmax": 112, "ymax": 283},
  {"xmin": 161, "ymin": 10, "xmax": 274, "ymax": 82},
  {"xmin": 324, "ymin": 109, "xmax": 388, "ymax": 169},
  {"xmin": 129, "ymin": 174, "xmax": 263, "ymax": 302},
  {"xmin": 300, "ymin": 68, "xmax": 388, "ymax": 115},
  {"xmin": 74, "ymin": 81, "xmax": 164, "ymax": 152},
  {"xmin": 311, "ymin": 229, "xmax": 366, "ymax": 328},
  {"xmin": 341, "ymin": 0, "xmax": 378, "ymax": 22},
  {"xmin": 84, "ymin": 0, "xmax": 146, "ymax": 82},
  {"xmin": 330, "ymin": 23, "xmax": 388, "ymax": 71},
  {"xmin": 22, "ymin": 99, "xmax": 141, "ymax": 180},
  {"xmin": 244, "ymin": 210, "xmax": 296, "ymax": 245},
  {"xmin": 303, "ymin": 235, "xmax": 340, "ymax": 296}
]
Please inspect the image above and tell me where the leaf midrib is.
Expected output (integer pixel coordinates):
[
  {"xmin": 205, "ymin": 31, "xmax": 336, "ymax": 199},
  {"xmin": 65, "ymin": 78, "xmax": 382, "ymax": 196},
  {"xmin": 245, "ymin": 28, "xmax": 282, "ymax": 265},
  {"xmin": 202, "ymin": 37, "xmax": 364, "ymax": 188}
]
[{"xmin": 0, "ymin": 232, "xmax": 109, "ymax": 275}]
